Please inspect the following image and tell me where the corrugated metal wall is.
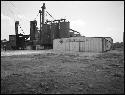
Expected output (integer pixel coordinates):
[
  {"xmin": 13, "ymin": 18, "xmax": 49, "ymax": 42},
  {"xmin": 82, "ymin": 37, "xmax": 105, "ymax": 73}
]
[
  {"xmin": 79, "ymin": 37, "xmax": 102, "ymax": 52},
  {"xmin": 53, "ymin": 37, "xmax": 113, "ymax": 52}
]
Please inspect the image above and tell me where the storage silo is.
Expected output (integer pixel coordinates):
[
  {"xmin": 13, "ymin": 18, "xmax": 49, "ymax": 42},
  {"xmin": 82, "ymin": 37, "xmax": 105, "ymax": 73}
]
[
  {"xmin": 59, "ymin": 21, "xmax": 70, "ymax": 38},
  {"xmin": 15, "ymin": 21, "xmax": 19, "ymax": 35},
  {"xmin": 30, "ymin": 20, "xmax": 37, "ymax": 41},
  {"xmin": 41, "ymin": 24, "xmax": 51, "ymax": 45},
  {"xmin": 51, "ymin": 22, "xmax": 60, "ymax": 40}
]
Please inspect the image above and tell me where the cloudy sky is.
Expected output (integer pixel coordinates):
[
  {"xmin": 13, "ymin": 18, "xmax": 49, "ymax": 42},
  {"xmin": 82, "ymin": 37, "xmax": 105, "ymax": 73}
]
[{"xmin": 1, "ymin": 1, "xmax": 124, "ymax": 42}]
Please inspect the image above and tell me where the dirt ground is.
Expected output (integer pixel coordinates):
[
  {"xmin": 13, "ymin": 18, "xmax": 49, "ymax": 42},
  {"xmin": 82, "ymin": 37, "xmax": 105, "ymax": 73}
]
[{"xmin": 1, "ymin": 49, "xmax": 124, "ymax": 94}]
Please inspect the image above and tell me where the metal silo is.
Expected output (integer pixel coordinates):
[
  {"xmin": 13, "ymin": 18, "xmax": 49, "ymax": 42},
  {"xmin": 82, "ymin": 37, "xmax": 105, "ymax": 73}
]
[
  {"xmin": 15, "ymin": 21, "xmax": 19, "ymax": 35},
  {"xmin": 41, "ymin": 24, "xmax": 51, "ymax": 45},
  {"xmin": 51, "ymin": 22, "xmax": 60, "ymax": 40},
  {"xmin": 30, "ymin": 20, "xmax": 37, "ymax": 42},
  {"xmin": 59, "ymin": 21, "xmax": 70, "ymax": 38}
]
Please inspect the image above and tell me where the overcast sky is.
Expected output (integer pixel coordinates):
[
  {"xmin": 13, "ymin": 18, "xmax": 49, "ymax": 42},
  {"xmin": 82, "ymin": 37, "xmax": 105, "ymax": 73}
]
[{"xmin": 1, "ymin": 1, "xmax": 124, "ymax": 42}]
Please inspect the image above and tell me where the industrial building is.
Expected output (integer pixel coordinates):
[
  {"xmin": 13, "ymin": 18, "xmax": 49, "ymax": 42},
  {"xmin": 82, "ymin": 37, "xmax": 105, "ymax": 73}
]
[{"xmin": 1, "ymin": 3, "xmax": 113, "ymax": 52}]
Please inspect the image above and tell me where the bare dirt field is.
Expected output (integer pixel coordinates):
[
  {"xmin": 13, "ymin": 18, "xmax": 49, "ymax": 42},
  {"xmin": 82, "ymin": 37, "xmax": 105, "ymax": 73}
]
[{"xmin": 1, "ymin": 49, "xmax": 124, "ymax": 94}]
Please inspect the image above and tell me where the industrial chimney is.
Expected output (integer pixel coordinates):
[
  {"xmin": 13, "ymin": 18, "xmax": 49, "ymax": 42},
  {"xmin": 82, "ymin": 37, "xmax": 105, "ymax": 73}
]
[{"xmin": 15, "ymin": 21, "xmax": 19, "ymax": 35}]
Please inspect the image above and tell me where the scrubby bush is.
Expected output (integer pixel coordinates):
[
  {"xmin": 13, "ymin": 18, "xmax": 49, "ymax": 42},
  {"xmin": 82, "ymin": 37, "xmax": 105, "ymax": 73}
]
[{"xmin": 112, "ymin": 42, "xmax": 124, "ymax": 50}]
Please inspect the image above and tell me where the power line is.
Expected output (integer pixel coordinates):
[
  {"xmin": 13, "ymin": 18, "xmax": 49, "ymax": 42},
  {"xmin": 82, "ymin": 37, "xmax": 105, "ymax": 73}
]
[
  {"xmin": 8, "ymin": 1, "xmax": 30, "ymax": 22},
  {"xmin": 5, "ymin": 2, "xmax": 26, "ymax": 34},
  {"xmin": 7, "ymin": 2, "xmax": 30, "ymax": 34},
  {"xmin": 5, "ymin": 1, "xmax": 18, "ymax": 21},
  {"xmin": 2, "ymin": 2, "xmax": 23, "ymax": 23},
  {"xmin": 8, "ymin": 1, "xmax": 21, "ymax": 15},
  {"xmin": 2, "ymin": 1, "xmax": 31, "ymax": 35},
  {"xmin": 9, "ymin": 1, "xmax": 16, "ymax": 8},
  {"xmin": 2, "ymin": 1, "xmax": 16, "ymax": 22},
  {"xmin": 1, "ymin": 1, "xmax": 7, "ymax": 7}
]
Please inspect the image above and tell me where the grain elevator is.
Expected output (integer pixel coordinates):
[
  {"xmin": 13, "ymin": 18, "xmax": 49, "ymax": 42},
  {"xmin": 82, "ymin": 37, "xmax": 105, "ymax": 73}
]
[{"xmin": 6, "ymin": 3, "xmax": 113, "ymax": 52}]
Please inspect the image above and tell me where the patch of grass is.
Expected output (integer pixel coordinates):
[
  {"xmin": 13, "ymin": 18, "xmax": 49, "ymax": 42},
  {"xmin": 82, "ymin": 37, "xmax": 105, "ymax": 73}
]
[{"xmin": 1, "ymin": 50, "xmax": 124, "ymax": 94}]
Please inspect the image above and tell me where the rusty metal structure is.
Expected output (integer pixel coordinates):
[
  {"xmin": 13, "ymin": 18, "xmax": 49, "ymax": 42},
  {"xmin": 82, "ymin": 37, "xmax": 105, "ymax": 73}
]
[
  {"xmin": 6, "ymin": 3, "xmax": 82, "ymax": 50},
  {"xmin": 9, "ymin": 21, "xmax": 30, "ymax": 50},
  {"xmin": 30, "ymin": 20, "xmax": 40, "ymax": 49},
  {"xmin": 59, "ymin": 20, "xmax": 70, "ymax": 38},
  {"xmin": 41, "ymin": 23, "xmax": 52, "ymax": 48}
]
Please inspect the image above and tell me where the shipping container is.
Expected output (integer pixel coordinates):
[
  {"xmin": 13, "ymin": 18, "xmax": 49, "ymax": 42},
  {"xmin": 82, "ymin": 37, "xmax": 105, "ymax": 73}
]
[{"xmin": 53, "ymin": 37, "xmax": 113, "ymax": 52}]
